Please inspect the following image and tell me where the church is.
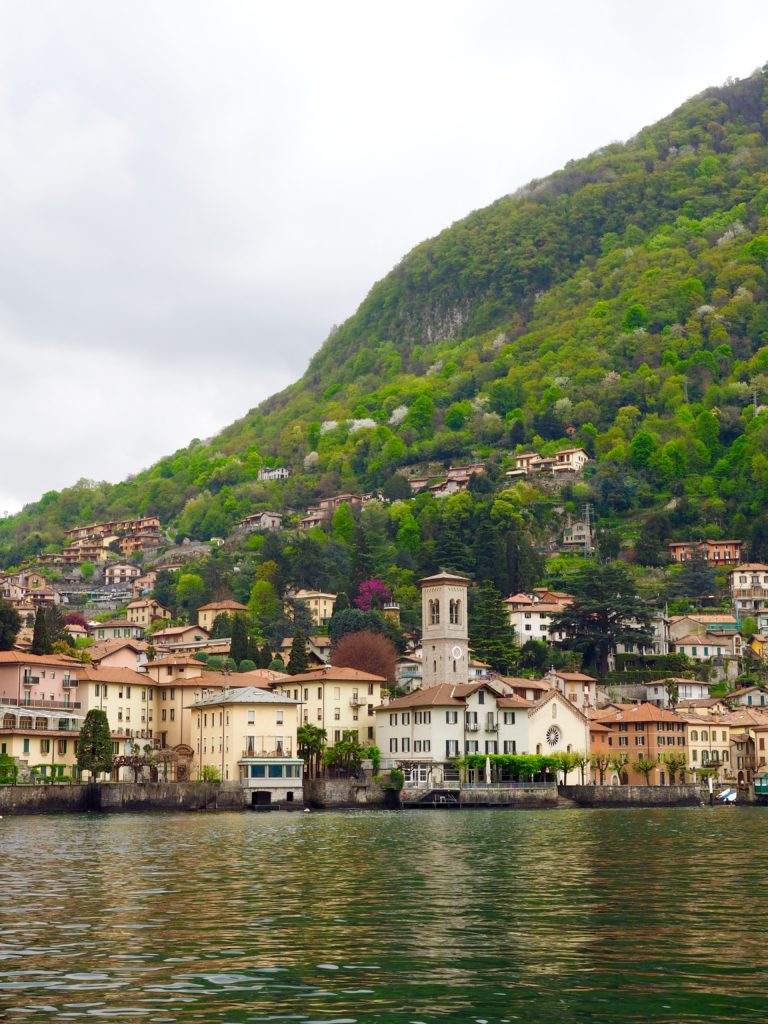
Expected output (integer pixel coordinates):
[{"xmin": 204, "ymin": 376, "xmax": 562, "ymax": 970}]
[{"xmin": 374, "ymin": 571, "xmax": 589, "ymax": 786}]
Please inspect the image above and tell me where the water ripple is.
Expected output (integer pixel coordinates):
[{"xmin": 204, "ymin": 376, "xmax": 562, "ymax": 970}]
[{"xmin": 0, "ymin": 808, "xmax": 767, "ymax": 1021}]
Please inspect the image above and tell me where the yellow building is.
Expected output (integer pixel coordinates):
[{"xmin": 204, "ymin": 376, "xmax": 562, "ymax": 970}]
[
  {"xmin": 685, "ymin": 716, "xmax": 731, "ymax": 781},
  {"xmin": 191, "ymin": 686, "xmax": 303, "ymax": 805},
  {"xmin": 289, "ymin": 590, "xmax": 337, "ymax": 626},
  {"xmin": 126, "ymin": 599, "xmax": 172, "ymax": 627},
  {"xmin": 274, "ymin": 665, "xmax": 385, "ymax": 745},
  {"xmin": 197, "ymin": 600, "xmax": 248, "ymax": 631},
  {"xmin": 0, "ymin": 704, "xmax": 82, "ymax": 779}
]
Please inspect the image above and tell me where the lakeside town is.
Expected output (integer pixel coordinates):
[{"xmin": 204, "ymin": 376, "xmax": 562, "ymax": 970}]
[{"xmin": 1, "ymin": 501, "xmax": 768, "ymax": 808}]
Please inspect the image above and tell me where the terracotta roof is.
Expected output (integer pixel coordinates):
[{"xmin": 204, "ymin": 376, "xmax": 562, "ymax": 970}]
[
  {"xmin": 0, "ymin": 651, "xmax": 79, "ymax": 666},
  {"xmin": 496, "ymin": 695, "xmax": 533, "ymax": 709},
  {"xmin": 94, "ymin": 619, "xmax": 138, "ymax": 629},
  {"xmin": 497, "ymin": 676, "xmax": 551, "ymax": 692},
  {"xmin": 552, "ymin": 671, "xmax": 597, "ymax": 682},
  {"xmin": 670, "ymin": 614, "xmax": 738, "ymax": 623},
  {"xmin": 89, "ymin": 639, "xmax": 147, "ymax": 656},
  {"xmin": 379, "ymin": 684, "xmax": 465, "ymax": 709},
  {"xmin": 153, "ymin": 625, "xmax": 211, "ymax": 638},
  {"xmin": 729, "ymin": 563, "xmax": 768, "ymax": 572},
  {"xmin": 676, "ymin": 698, "xmax": 724, "ymax": 708},
  {"xmin": 76, "ymin": 665, "xmax": 150, "ymax": 685},
  {"xmin": 597, "ymin": 702, "xmax": 685, "ymax": 724},
  {"xmin": 589, "ymin": 721, "xmax": 611, "ymax": 733},
  {"xmin": 197, "ymin": 600, "xmax": 248, "ymax": 612},
  {"xmin": 144, "ymin": 655, "xmax": 204, "ymax": 668},
  {"xmin": 281, "ymin": 665, "xmax": 385, "ymax": 683},
  {"xmin": 529, "ymin": 688, "xmax": 588, "ymax": 720}
]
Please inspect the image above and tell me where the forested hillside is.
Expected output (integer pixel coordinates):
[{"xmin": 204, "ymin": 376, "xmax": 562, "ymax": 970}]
[{"xmin": 4, "ymin": 69, "xmax": 768, "ymax": 566}]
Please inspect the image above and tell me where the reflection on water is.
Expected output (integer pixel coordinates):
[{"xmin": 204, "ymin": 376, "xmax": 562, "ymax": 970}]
[{"xmin": 1, "ymin": 808, "xmax": 767, "ymax": 1022}]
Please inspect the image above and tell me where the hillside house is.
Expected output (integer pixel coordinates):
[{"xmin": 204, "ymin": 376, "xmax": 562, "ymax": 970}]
[
  {"xmin": 236, "ymin": 511, "xmax": 283, "ymax": 534},
  {"xmin": 668, "ymin": 539, "xmax": 743, "ymax": 565}
]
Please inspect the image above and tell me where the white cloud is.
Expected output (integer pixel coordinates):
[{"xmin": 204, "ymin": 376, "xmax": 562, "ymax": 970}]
[{"xmin": 0, "ymin": 0, "xmax": 767, "ymax": 510}]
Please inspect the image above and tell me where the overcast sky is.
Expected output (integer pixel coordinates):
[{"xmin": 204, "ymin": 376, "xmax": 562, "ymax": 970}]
[{"xmin": 1, "ymin": 1, "xmax": 767, "ymax": 514}]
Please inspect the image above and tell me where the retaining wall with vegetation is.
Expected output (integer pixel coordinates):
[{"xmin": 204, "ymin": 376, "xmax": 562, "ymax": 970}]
[{"xmin": 560, "ymin": 784, "xmax": 702, "ymax": 807}]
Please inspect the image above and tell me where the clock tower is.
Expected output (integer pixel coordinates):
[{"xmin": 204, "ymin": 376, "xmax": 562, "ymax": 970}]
[{"xmin": 420, "ymin": 571, "xmax": 470, "ymax": 688}]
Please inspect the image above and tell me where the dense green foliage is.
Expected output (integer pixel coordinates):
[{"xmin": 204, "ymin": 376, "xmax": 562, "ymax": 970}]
[
  {"xmin": 76, "ymin": 709, "xmax": 113, "ymax": 777},
  {"xmin": 4, "ymin": 71, "xmax": 768, "ymax": 571}
]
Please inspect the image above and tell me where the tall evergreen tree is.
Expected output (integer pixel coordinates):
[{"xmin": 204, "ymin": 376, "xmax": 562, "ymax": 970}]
[
  {"xmin": 31, "ymin": 607, "xmax": 51, "ymax": 656},
  {"xmin": 76, "ymin": 709, "xmax": 113, "ymax": 778},
  {"xmin": 469, "ymin": 580, "xmax": 517, "ymax": 674},
  {"xmin": 229, "ymin": 614, "xmax": 249, "ymax": 666},
  {"xmin": 550, "ymin": 562, "xmax": 652, "ymax": 677},
  {"xmin": 0, "ymin": 600, "xmax": 21, "ymax": 651},
  {"xmin": 287, "ymin": 630, "xmax": 310, "ymax": 676}
]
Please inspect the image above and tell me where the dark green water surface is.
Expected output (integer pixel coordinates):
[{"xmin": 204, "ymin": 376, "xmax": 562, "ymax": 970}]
[{"xmin": 1, "ymin": 807, "xmax": 766, "ymax": 1023}]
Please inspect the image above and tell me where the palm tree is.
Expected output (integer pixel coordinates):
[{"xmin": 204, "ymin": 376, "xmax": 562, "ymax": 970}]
[{"xmin": 297, "ymin": 723, "xmax": 327, "ymax": 778}]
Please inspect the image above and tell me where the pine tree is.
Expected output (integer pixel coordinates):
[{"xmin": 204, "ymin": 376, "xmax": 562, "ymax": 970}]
[
  {"xmin": 229, "ymin": 614, "xmax": 249, "ymax": 666},
  {"xmin": 469, "ymin": 580, "xmax": 517, "ymax": 674},
  {"xmin": 76, "ymin": 709, "xmax": 113, "ymax": 778},
  {"xmin": 31, "ymin": 607, "xmax": 51, "ymax": 656},
  {"xmin": 0, "ymin": 600, "xmax": 21, "ymax": 651},
  {"xmin": 287, "ymin": 630, "xmax": 310, "ymax": 675}
]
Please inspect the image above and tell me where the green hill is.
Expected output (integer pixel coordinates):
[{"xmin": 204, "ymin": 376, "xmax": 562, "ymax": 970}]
[{"xmin": 5, "ymin": 68, "xmax": 768, "ymax": 567}]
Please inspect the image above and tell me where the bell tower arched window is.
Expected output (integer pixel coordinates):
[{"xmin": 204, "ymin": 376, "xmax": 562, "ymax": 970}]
[
  {"xmin": 449, "ymin": 599, "xmax": 461, "ymax": 625},
  {"xmin": 429, "ymin": 599, "xmax": 440, "ymax": 625}
]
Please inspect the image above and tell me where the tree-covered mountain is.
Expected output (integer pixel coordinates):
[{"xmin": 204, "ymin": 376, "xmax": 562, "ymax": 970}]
[{"xmin": 5, "ymin": 68, "xmax": 768, "ymax": 567}]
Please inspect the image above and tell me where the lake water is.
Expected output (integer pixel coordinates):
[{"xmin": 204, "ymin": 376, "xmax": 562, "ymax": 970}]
[{"xmin": 1, "ymin": 807, "xmax": 766, "ymax": 1022}]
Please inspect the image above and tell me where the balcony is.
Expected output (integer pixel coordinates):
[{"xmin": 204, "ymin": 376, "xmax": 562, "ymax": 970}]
[
  {"xmin": 349, "ymin": 696, "xmax": 365, "ymax": 707},
  {"xmin": 465, "ymin": 721, "xmax": 479, "ymax": 732},
  {"xmin": 485, "ymin": 722, "xmax": 498, "ymax": 732},
  {"xmin": 0, "ymin": 697, "xmax": 80, "ymax": 711},
  {"xmin": 23, "ymin": 675, "xmax": 40, "ymax": 687},
  {"xmin": 241, "ymin": 746, "xmax": 293, "ymax": 759}
]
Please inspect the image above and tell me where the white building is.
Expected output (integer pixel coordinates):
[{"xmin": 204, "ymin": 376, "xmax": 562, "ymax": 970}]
[
  {"xmin": 645, "ymin": 676, "xmax": 712, "ymax": 708},
  {"xmin": 729, "ymin": 563, "xmax": 768, "ymax": 617},
  {"xmin": 375, "ymin": 682, "xmax": 589, "ymax": 785}
]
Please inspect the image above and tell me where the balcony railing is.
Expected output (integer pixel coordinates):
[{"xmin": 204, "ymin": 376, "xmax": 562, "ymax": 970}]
[
  {"xmin": 349, "ymin": 696, "xmax": 365, "ymax": 707},
  {"xmin": 465, "ymin": 721, "xmax": 479, "ymax": 732},
  {"xmin": 485, "ymin": 722, "xmax": 498, "ymax": 732},
  {"xmin": 0, "ymin": 697, "xmax": 81, "ymax": 711},
  {"xmin": 241, "ymin": 747, "xmax": 293, "ymax": 759},
  {"xmin": 23, "ymin": 676, "xmax": 40, "ymax": 686}
]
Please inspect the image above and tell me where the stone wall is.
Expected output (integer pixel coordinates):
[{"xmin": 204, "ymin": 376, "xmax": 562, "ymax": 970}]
[
  {"xmin": 457, "ymin": 785, "xmax": 557, "ymax": 808},
  {"xmin": 561, "ymin": 784, "xmax": 702, "ymax": 807},
  {"xmin": 303, "ymin": 777, "xmax": 393, "ymax": 808},
  {"xmin": 0, "ymin": 782, "xmax": 223, "ymax": 815},
  {"xmin": 0, "ymin": 784, "xmax": 90, "ymax": 815}
]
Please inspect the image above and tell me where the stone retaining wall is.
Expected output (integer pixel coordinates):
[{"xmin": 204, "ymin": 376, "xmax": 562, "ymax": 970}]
[
  {"xmin": 303, "ymin": 777, "xmax": 393, "ymax": 808},
  {"xmin": 561, "ymin": 784, "xmax": 702, "ymax": 807},
  {"xmin": 0, "ymin": 782, "xmax": 223, "ymax": 815}
]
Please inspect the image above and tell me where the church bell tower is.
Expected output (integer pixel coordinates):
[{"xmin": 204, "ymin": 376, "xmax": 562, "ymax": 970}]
[{"xmin": 420, "ymin": 572, "xmax": 469, "ymax": 688}]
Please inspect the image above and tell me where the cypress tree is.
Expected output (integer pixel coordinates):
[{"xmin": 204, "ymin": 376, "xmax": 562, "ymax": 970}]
[
  {"xmin": 287, "ymin": 630, "xmax": 310, "ymax": 675},
  {"xmin": 76, "ymin": 709, "xmax": 113, "ymax": 778},
  {"xmin": 469, "ymin": 580, "xmax": 517, "ymax": 674},
  {"xmin": 31, "ymin": 607, "xmax": 51, "ymax": 656},
  {"xmin": 229, "ymin": 614, "xmax": 249, "ymax": 666}
]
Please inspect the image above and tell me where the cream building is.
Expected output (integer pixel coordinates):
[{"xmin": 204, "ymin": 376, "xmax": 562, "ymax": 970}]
[
  {"xmin": 289, "ymin": 590, "xmax": 337, "ymax": 626},
  {"xmin": 0, "ymin": 704, "xmax": 82, "ymax": 779},
  {"xmin": 126, "ymin": 599, "xmax": 172, "ymax": 627},
  {"xmin": 274, "ymin": 665, "xmax": 385, "ymax": 745},
  {"xmin": 197, "ymin": 600, "xmax": 248, "ymax": 631},
  {"xmin": 190, "ymin": 686, "xmax": 303, "ymax": 804},
  {"xmin": 685, "ymin": 717, "xmax": 731, "ymax": 780}
]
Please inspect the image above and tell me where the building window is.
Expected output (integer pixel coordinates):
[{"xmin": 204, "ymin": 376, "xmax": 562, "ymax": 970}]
[
  {"xmin": 170, "ymin": 709, "xmax": 175, "ymax": 721},
  {"xmin": 334, "ymin": 708, "xmax": 340, "ymax": 720},
  {"xmin": 503, "ymin": 740, "xmax": 517, "ymax": 754},
  {"xmin": 445, "ymin": 739, "xmax": 458, "ymax": 757},
  {"xmin": 449, "ymin": 599, "xmax": 461, "ymax": 625},
  {"xmin": 333, "ymin": 687, "xmax": 340, "ymax": 700},
  {"xmin": 276, "ymin": 711, "xmax": 284, "ymax": 725},
  {"xmin": 390, "ymin": 738, "xmax": 398, "ymax": 753},
  {"xmin": 446, "ymin": 711, "xmax": 458, "ymax": 724},
  {"xmin": 402, "ymin": 738, "xmax": 410, "ymax": 753},
  {"xmin": 247, "ymin": 710, "xmax": 255, "ymax": 725},
  {"xmin": 402, "ymin": 712, "xmax": 410, "ymax": 725}
]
